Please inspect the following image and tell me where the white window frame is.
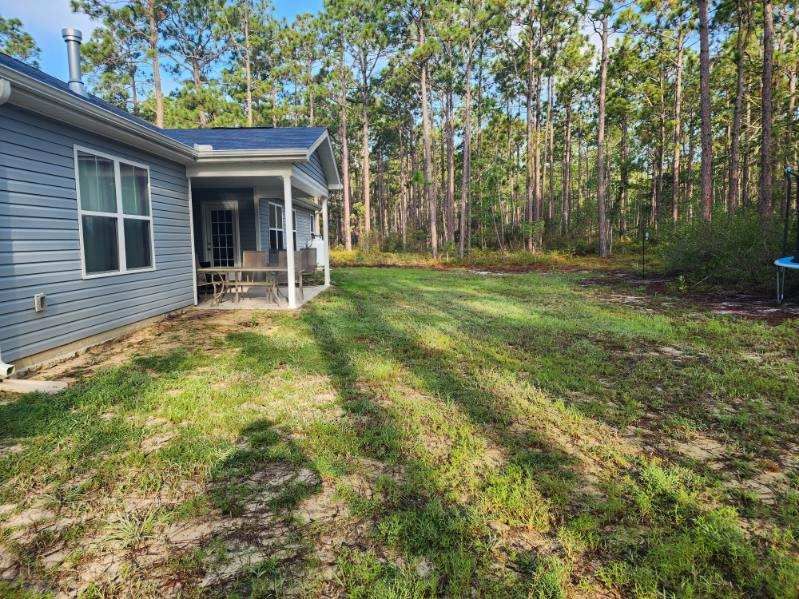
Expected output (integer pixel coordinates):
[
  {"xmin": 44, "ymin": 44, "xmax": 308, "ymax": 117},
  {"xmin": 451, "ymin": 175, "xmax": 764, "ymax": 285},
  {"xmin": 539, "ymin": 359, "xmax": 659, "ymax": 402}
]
[
  {"xmin": 292, "ymin": 208, "xmax": 298, "ymax": 249},
  {"xmin": 74, "ymin": 145, "xmax": 156, "ymax": 279},
  {"xmin": 268, "ymin": 201, "xmax": 285, "ymax": 251}
]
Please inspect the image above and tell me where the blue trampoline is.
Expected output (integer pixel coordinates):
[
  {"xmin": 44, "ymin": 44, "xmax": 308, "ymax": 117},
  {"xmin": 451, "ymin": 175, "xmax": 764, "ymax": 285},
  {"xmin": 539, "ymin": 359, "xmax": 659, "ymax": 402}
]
[
  {"xmin": 775, "ymin": 167, "xmax": 799, "ymax": 303},
  {"xmin": 775, "ymin": 256, "xmax": 799, "ymax": 303}
]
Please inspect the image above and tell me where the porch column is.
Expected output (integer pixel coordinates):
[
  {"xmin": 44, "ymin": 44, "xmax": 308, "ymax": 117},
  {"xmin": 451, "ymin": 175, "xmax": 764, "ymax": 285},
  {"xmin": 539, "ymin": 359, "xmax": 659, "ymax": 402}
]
[
  {"xmin": 283, "ymin": 175, "xmax": 297, "ymax": 308},
  {"xmin": 187, "ymin": 178, "xmax": 198, "ymax": 305},
  {"xmin": 322, "ymin": 195, "xmax": 331, "ymax": 287}
]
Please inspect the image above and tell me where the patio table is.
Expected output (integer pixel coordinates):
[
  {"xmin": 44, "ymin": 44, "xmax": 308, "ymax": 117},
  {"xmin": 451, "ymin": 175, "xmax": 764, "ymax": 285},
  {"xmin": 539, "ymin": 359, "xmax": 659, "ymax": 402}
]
[{"xmin": 196, "ymin": 267, "xmax": 299, "ymax": 305}]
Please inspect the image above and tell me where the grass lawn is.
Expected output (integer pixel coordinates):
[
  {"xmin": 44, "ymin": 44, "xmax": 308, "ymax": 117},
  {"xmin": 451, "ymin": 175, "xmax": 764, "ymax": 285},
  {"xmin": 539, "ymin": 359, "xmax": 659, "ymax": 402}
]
[{"xmin": 1, "ymin": 266, "xmax": 798, "ymax": 597}]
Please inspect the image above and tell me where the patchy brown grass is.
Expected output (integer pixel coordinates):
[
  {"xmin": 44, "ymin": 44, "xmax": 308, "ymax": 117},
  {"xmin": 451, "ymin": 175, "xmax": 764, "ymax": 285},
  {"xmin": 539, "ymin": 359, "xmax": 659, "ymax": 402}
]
[{"xmin": 1, "ymin": 266, "xmax": 797, "ymax": 597}]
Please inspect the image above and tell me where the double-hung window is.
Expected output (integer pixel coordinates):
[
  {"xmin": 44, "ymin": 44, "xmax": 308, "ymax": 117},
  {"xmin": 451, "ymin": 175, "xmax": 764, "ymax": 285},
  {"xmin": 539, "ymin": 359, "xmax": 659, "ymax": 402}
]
[
  {"xmin": 268, "ymin": 202, "xmax": 285, "ymax": 252},
  {"xmin": 75, "ymin": 147, "xmax": 155, "ymax": 277}
]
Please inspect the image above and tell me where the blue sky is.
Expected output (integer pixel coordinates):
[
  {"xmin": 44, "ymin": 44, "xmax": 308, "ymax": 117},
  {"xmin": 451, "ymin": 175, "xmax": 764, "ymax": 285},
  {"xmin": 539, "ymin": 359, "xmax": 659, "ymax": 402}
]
[{"xmin": 0, "ymin": 0, "xmax": 322, "ymax": 87}]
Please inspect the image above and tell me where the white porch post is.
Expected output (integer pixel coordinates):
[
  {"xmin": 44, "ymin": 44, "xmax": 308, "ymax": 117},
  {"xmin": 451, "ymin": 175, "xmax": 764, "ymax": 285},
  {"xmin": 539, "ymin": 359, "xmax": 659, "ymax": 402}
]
[
  {"xmin": 283, "ymin": 174, "xmax": 297, "ymax": 308},
  {"xmin": 187, "ymin": 178, "xmax": 198, "ymax": 306},
  {"xmin": 322, "ymin": 195, "xmax": 331, "ymax": 287}
]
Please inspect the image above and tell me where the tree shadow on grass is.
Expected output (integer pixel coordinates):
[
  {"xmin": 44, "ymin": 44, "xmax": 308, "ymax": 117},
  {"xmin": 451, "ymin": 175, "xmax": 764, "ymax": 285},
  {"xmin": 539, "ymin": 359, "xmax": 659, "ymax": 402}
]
[
  {"xmin": 183, "ymin": 417, "xmax": 323, "ymax": 597},
  {"xmin": 0, "ymin": 349, "xmax": 203, "ymax": 592},
  {"xmin": 0, "ymin": 349, "xmax": 200, "ymax": 495},
  {"xmin": 302, "ymin": 291, "xmax": 585, "ymax": 596},
  {"xmin": 0, "ymin": 335, "xmax": 327, "ymax": 596},
  {"xmin": 306, "ymin": 269, "xmax": 798, "ymax": 597}
]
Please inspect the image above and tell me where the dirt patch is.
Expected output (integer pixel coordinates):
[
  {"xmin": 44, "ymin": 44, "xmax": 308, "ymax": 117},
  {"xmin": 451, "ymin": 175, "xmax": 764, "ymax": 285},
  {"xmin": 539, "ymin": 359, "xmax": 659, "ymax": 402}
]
[
  {"xmin": 580, "ymin": 273, "xmax": 799, "ymax": 324},
  {"xmin": 140, "ymin": 431, "xmax": 178, "ymax": 455},
  {"xmin": 24, "ymin": 310, "xmax": 249, "ymax": 383}
]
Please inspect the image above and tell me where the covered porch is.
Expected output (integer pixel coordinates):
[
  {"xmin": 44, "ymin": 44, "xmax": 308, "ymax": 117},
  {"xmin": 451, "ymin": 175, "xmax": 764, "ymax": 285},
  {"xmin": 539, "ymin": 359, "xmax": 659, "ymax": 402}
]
[
  {"xmin": 196, "ymin": 282, "xmax": 328, "ymax": 310},
  {"xmin": 188, "ymin": 170, "xmax": 331, "ymax": 310}
]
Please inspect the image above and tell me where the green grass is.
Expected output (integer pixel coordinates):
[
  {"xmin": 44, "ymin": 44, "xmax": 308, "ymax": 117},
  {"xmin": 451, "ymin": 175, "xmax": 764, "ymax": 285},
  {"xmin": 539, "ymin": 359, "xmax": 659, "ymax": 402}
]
[{"xmin": 0, "ymin": 266, "xmax": 797, "ymax": 597}]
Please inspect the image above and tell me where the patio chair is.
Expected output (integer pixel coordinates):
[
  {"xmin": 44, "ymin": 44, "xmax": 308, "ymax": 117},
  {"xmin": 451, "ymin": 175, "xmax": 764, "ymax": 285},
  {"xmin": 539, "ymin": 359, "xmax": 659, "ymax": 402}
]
[
  {"xmin": 300, "ymin": 248, "xmax": 318, "ymax": 284},
  {"xmin": 196, "ymin": 261, "xmax": 227, "ymax": 304},
  {"xmin": 301, "ymin": 248, "xmax": 317, "ymax": 272},
  {"xmin": 276, "ymin": 251, "xmax": 305, "ymax": 300},
  {"xmin": 242, "ymin": 250, "xmax": 280, "ymax": 304},
  {"xmin": 196, "ymin": 269, "xmax": 215, "ymax": 299}
]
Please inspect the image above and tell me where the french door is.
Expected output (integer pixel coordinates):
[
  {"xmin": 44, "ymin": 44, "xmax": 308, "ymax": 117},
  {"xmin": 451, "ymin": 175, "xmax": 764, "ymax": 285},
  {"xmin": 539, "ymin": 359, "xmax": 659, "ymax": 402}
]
[{"xmin": 203, "ymin": 202, "xmax": 240, "ymax": 267}]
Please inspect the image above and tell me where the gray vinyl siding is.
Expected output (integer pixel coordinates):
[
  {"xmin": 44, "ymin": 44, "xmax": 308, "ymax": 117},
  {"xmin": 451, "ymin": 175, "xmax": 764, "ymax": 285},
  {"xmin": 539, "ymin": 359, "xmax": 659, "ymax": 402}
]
[
  {"xmin": 191, "ymin": 188, "xmax": 255, "ymax": 264},
  {"xmin": 295, "ymin": 150, "xmax": 326, "ymax": 187},
  {"xmin": 257, "ymin": 199, "xmax": 270, "ymax": 253},
  {"xmin": 239, "ymin": 196, "xmax": 257, "ymax": 252},
  {"xmin": 0, "ymin": 104, "xmax": 194, "ymax": 363},
  {"xmin": 294, "ymin": 208, "xmax": 314, "ymax": 249}
]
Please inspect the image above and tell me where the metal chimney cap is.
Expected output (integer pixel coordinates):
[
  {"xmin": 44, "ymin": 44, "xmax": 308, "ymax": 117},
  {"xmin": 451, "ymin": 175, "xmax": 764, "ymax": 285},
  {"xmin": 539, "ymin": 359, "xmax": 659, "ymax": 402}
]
[{"xmin": 61, "ymin": 28, "xmax": 82, "ymax": 43}]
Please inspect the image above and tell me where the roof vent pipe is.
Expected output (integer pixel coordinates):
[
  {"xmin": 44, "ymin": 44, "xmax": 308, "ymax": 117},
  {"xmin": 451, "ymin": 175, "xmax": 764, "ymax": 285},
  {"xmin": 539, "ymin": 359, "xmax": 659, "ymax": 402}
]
[{"xmin": 61, "ymin": 28, "xmax": 85, "ymax": 95}]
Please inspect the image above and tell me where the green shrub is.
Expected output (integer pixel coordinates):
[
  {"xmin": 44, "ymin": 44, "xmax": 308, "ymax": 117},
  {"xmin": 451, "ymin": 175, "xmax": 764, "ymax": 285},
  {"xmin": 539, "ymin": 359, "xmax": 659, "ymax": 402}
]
[{"xmin": 660, "ymin": 208, "xmax": 794, "ymax": 291}]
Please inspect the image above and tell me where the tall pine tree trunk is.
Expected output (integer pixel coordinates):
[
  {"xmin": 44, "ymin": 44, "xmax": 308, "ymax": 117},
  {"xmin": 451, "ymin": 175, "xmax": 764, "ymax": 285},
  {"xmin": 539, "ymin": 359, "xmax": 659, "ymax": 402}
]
[
  {"xmin": 742, "ymin": 98, "xmax": 751, "ymax": 206},
  {"xmin": 459, "ymin": 54, "xmax": 473, "ymax": 258},
  {"xmin": 787, "ymin": 4, "xmax": 798, "ymax": 172},
  {"xmin": 672, "ymin": 30, "xmax": 684, "ymax": 223},
  {"xmin": 445, "ymin": 89, "xmax": 455, "ymax": 244},
  {"xmin": 525, "ymin": 36, "xmax": 535, "ymax": 251},
  {"xmin": 562, "ymin": 103, "xmax": 572, "ymax": 231},
  {"xmin": 654, "ymin": 69, "xmax": 665, "ymax": 228},
  {"xmin": 547, "ymin": 76, "xmax": 555, "ymax": 223},
  {"xmin": 361, "ymin": 102, "xmax": 371, "ymax": 241},
  {"xmin": 698, "ymin": 0, "xmax": 713, "ymax": 221},
  {"xmin": 596, "ymin": 13, "xmax": 609, "ymax": 257},
  {"xmin": 420, "ymin": 23, "xmax": 437, "ymax": 257},
  {"xmin": 339, "ymin": 65, "xmax": 352, "ymax": 250},
  {"xmin": 243, "ymin": 9, "xmax": 253, "ymax": 127},
  {"xmin": 147, "ymin": 0, "xmax": 164, "ymax": 128},
  {"xmin": 534, "ymin": 74, "xmax": 542, "ymax": 226},
  {"xmin": 399, "ymin": 134, "xmax": 408, "ymax": 248},
  {"xmin": 727, "ymin": 3, "xmax": 749, "ymax": 212},
  {"xmin": 619, "ymin": 114, "xmax": 629, "ymax": 236},
  {"xmin": 759, "ymin": 0, "xmax": 775, "ymax": 218}
]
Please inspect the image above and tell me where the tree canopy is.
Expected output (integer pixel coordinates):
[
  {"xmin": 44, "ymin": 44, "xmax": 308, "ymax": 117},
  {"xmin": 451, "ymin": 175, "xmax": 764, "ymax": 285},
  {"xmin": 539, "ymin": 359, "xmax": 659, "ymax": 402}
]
[{"xmin": 9, "ymin": 0, "xmax": 799, "ymax": 256}]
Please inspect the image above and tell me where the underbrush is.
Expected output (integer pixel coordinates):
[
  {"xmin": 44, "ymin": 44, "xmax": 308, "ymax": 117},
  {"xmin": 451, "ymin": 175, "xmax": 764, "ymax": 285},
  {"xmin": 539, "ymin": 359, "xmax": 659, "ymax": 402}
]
[
  {"xmin": 330, "ymin": 247, "xmax": 642, "ymax": 272},
  {"xmin": 660, "ymin": 208, "xmax": 795, "ymax": 292}
]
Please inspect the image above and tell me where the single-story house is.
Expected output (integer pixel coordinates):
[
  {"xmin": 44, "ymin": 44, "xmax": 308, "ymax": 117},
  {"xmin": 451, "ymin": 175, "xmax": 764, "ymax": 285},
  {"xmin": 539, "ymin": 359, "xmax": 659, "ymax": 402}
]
[{"xmin": 0, "ymin": 29, "xmax": 341, "ymax": 377}]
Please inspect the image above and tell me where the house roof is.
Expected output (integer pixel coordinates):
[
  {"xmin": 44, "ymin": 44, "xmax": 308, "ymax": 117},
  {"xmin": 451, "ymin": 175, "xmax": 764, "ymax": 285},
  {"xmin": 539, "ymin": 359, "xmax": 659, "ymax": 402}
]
[
  {"xmin": 0, "ymin": 52, "xmax": 164, "ymax": 135},
  {"xmin": 0, "ymin": 51, "xmax": 341, "ymax": 189},
  {"xmin": 163, "ymin": 127, "xmax": 328, "ymax": 152}
]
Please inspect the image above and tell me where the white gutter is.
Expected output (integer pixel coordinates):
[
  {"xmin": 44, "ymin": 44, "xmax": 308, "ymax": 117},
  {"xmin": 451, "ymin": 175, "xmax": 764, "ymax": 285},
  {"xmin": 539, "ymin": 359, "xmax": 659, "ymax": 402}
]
[
  {"xmin": 1, "ymin": 65, "xmax": 342, "ymax": 188},
  {"xmin": 195, "ymin": 148, "xmax": 308, "ymax": 162},
  {"xmin": 0, "ymin": 65, "xmax": 196, "ymax": 163}
]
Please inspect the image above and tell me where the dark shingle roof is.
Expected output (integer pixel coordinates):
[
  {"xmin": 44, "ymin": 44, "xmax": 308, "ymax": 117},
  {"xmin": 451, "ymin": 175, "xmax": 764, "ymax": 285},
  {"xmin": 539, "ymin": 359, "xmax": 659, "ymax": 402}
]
[
  {"xmin": 162, "ymin": 127, "xmax": 326, "ymax": 151},
  {"xmin": 0, "ymin": 51, "xmax": 164, "ymax": 135},
  {"xmin": 0, "ymin": 52, "xmax": 328, "ymax": 154}
]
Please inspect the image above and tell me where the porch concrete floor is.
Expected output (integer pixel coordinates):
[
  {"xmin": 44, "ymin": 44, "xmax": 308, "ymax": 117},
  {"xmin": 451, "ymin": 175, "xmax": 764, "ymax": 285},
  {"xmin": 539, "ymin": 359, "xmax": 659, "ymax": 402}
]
[{"xmin": 196, "ymin": 284, "xmax": 329, "ymax": 310}]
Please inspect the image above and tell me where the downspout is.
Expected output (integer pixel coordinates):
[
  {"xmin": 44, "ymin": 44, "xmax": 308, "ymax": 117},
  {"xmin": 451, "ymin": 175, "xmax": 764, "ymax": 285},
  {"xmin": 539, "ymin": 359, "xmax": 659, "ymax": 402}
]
[
  {"xmin": 0, "ymin": 347, "xmax": 15, "ymax": 380},
  {"xmin": 0, "ymin": 78, "xmax": 11, "ymax": 105},
  {"xmin": 0, "ymin": 79, "xmax": 14, "ymax": 381},
  {"xmin": 0, "ymin": 81, "xmax": 16, "ymax": 378}
]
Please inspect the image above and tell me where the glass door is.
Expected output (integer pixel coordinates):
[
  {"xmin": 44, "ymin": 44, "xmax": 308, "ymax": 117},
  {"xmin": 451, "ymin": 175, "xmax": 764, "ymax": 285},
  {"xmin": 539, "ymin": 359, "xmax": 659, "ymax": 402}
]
[{"xmin": 203, "ymin": 202, "xmax": 240, "ymax": 267}]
